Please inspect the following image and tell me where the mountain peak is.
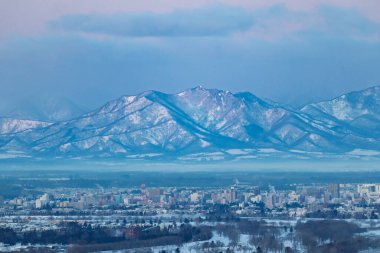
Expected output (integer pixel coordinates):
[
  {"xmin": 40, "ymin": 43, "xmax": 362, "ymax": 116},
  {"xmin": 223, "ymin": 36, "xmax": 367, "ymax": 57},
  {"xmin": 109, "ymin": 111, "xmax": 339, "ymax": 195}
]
[
  {"xmin": 192, "ymin": 85, "xmax": 205, "ymax": 91},
  {"xmin": 362, "ymin": 85, "xmax": 380, "ymax": 95},
  {"xmin": 1, "ymin": 86, "xmax": 379, "ymax": 159},
  {"xmin": 188, "ymin": 86, "xmax": 220, "ymax": 93},
  {"xmin": 302, "ymin": 85, "xmax": 380, "ymax": 122}
]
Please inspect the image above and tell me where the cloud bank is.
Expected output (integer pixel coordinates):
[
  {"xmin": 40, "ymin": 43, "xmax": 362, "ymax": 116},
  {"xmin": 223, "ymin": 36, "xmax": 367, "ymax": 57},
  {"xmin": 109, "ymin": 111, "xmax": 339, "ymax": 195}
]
[
  {"xmin": 48, "ymin": 4, "xmax": 380, "ymax": 41},
  {"xmin": 50, "ymin": 6, "xmax": 255, "ymax": 37},
  {"xmin": 0, "ymin": 1, "xmax": 379, "ymax": 113}
]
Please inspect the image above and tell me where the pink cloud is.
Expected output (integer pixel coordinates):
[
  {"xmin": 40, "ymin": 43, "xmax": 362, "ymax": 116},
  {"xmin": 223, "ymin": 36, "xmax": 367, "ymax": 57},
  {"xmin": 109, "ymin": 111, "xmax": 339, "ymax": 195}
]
[
  {"xmin": 0, "ymin": 0, "xmax": 379, "ymax": 40},
  {"xmin": 0, "ymin": 0, "xmax": 208, "ymax": 39}
]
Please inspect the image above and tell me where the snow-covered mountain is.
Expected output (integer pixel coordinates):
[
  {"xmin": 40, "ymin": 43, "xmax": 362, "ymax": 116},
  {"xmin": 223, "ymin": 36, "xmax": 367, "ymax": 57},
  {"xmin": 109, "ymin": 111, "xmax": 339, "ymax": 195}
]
[
  {"xmin": 0, "ymin": 86, "xmax": 379, "ymax": 160},
  {"xmin": 302, "ymin": 86, "xmax": 380, "ymax": 120},
  {"xmin": 301, "ymin": 86, "xmax": 380, "ymax": 137},
  {"xmin": 0, "ymin": 118, "xmax": 51, "ymax": 134}
]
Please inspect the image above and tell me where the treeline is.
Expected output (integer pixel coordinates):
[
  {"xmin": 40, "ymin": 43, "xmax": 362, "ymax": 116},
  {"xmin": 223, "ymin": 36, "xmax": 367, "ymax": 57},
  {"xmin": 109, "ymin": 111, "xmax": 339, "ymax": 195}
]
[
  {"xmin": 67, "ymin": 224, "xmax": 212, "ymax": 253},
  {"xmin": 2, "ymin": 219, "xmax": 380, "ymax": 253},
  {"xmin": 0, "ymin": 222, "xmax": 124, "ymax": 245},
  {"xmin": 306, "ymin": 209, "xmax": 379, "ymax": 219},
  {"xmin": 67, "ymin": 236, "xmax": 182, "ymax": 253},
  {"xmin": 205, "ymin": 204, "xmax": 240, "ymax": 222},
  {"xmin": 295, "ymin": 220, "xmax": 380, "ymax": 253},
  {"xmin": 214, "ymin": 220, "xmax": 285, "ymax": 252},
  {"xmin": 0, "ymin": 222, "xmax": 212, "ymax": 253},
  {"xmin": 202, "ymin": 219, "xmax": 380, "ymax": 253}
]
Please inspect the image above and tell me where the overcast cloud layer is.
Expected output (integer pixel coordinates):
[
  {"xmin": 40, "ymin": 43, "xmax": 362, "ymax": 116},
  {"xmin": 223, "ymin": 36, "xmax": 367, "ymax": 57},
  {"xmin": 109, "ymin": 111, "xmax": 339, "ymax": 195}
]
[{"xmin": 0, "ymin": 0, "xmax": 380, "ymax": 113}]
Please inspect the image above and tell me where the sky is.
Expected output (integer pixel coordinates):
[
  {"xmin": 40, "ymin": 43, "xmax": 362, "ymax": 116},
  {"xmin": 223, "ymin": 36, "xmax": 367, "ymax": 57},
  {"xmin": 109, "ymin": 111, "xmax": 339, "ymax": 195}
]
[{"xmin": 1, "ymin": 0, "xmax": 380, "ymax": 112}]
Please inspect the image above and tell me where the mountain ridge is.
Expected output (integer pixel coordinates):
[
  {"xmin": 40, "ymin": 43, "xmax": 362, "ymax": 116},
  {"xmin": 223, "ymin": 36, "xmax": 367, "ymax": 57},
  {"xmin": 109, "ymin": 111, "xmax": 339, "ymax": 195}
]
[{"xmin": 0, "ymin": 86, "xmax": 379, "ymax": 160}]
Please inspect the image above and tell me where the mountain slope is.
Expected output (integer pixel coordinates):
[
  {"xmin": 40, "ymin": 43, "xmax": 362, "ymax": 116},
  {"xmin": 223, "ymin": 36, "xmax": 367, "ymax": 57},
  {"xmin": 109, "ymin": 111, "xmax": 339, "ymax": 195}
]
[
  {"xmin": 0, "ymin": 86, "xmax": 379, "ymax": 159},
  {"xmin": 170, "ymin": 87, "xmax": 354, "ymax": 152},
  {"xmin": 0, "ymin": 118, "xmax": 51, "ymax": 135},
  {"xmin": 301, "ymin": 86, "xmax": 380, "ymax": 137}
]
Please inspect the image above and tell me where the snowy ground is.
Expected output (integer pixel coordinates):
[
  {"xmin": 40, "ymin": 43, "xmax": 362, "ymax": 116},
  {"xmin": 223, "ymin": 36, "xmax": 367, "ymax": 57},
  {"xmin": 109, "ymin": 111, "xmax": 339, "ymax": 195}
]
[{"xmin": 101, "ymin": 218, "xmax": 380, "ymax": 253}]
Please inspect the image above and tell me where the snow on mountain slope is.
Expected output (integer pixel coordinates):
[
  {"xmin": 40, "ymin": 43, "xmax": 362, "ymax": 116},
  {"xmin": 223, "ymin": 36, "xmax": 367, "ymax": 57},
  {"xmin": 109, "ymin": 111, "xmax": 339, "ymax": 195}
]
[
  {"xmin": 2, "ymin": 90, "xmax": 238, "ymax": 156},
  {"xmin": 301, "ymin": 86, "xmax": 380, "ymax": 138},
  {"xmin": 171, "ymin": 87, "xmax": 349, "ymax": 151},
  {"xmin": 0, "ymin": 118, "xmax": 51, "ymax": 134},
  {"xmin": 302, "ymin": 86, "xmax": 380, "ymax": 122},
  {"xmin": 0, "ymin": 86, "xmax": 379, "ymax": 159},
  {"xmin": 11, "ymin": 92, "xmax": 198, "ymax": 156}
]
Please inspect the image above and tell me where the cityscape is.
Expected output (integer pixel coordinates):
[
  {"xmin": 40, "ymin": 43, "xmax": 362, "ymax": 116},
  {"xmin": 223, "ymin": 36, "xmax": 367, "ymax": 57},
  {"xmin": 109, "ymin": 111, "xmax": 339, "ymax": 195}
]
[
  {"xmin": 4, "ymin": 182, "xmax": 380, "ymax": 220},
  {"xmin": 2, "ymin": 174, "xmax": 380, "ymax": 252}
]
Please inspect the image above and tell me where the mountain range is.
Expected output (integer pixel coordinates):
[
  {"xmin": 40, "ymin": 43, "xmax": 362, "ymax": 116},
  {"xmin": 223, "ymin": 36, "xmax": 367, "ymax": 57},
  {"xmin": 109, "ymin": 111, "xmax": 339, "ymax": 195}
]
[{"xmin": 0, "ymin": 86, "xmax": 379, "ymax": 161}]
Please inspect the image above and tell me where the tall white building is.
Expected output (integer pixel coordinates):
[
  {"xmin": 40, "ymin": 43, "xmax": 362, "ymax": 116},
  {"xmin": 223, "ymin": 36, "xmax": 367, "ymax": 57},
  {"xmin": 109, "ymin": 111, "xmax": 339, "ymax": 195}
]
[
  {"xmin": 35, "ymin": 193, "xmax": 50, "ymax": 209},
  {"xmin": 36, "ymin": 199, "xmax": 42, "ymax": 209}
]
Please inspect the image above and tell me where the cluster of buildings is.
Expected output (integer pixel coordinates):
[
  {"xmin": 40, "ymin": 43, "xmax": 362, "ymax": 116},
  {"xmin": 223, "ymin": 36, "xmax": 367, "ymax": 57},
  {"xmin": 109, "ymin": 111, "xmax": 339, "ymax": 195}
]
[{"xmin": 1, "ymin": 183, "xmax": 380, "ymax": 220}]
